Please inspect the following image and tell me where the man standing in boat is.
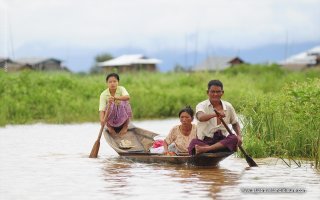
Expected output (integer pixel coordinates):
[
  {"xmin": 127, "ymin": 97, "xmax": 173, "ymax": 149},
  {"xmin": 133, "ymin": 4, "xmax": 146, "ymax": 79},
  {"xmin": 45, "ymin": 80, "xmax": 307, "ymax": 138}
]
[{"xmin": 188, "ymin": 80, "xmax": 242, "ymax": 155}]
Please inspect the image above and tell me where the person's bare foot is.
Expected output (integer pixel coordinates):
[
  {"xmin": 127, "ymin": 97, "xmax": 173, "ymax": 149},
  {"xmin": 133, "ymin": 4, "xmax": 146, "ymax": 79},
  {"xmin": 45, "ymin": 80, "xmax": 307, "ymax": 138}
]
[
  {"xmin": 118, "ymin": 131, "xmax": 125, "ymax": 137},
  {"xmin": 195, "ymin": 145, "xmax": 209, "ymax": 155},
  {"xmin": 119, "ymin": 126, "xmax": 128, "ymax": 137},
  {"xmin": 108, "ymin": 128, "xmax": 117, "ymax": 138}
]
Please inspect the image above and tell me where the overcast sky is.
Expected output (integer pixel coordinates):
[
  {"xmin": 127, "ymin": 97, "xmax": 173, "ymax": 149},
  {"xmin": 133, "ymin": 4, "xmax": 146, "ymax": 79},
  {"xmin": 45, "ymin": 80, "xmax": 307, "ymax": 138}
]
[{"xmin": 0, "ymin": 0, "xmax": 319, "ymax": 69}]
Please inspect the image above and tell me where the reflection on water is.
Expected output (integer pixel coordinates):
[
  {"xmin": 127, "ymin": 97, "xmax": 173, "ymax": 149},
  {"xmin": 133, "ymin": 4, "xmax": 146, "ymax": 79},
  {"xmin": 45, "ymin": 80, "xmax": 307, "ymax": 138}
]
[
  {"xmin": 0, "ymin": 120, "xmax": 319, "ymax": 200},
  {"xmin": 100, "ymin": 155, "xmax": 320, "ymax": 200},
  {"xmin": 101, "ymin": 157, "xmax": 236, "ymax": 200}
]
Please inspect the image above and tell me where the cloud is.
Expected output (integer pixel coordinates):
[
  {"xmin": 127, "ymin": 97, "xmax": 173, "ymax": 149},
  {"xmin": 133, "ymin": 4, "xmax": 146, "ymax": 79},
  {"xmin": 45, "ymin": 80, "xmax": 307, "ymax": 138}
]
[{"xmin": 1, "ymin": 0, "xmax": 320, "ymax": 57}]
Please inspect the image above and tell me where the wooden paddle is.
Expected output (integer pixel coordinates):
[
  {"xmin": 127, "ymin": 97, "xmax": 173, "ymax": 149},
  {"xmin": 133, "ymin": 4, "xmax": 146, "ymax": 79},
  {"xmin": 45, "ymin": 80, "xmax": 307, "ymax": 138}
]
[
  {"xmin": 213, "ymin": 109, "xmax": 258, "ymax": 167},
  {"xmin": 89, "ymin": 102, "xmax": 112, "ymax": 158}
]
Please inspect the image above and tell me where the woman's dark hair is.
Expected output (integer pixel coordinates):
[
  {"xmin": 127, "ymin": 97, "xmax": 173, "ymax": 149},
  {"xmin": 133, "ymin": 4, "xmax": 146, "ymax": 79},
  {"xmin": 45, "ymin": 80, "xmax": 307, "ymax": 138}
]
[
  {"xmin": 207, "ymin": 80, "xmax": 223, "ymax": 90},
  {"xmin": 106, "ymin": 73, "xmax": 120, "ymax": 82},
  {"xmin": 179, "ymin": 106, "xmax": 194, "ymax": 119}
]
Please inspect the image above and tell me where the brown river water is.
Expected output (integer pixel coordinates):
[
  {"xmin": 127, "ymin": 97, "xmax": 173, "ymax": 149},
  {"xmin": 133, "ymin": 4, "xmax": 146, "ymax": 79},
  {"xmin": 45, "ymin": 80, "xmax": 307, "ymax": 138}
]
[{"xmin": 0, "ymin": 119, "xmax": 319, "ymax": 200}]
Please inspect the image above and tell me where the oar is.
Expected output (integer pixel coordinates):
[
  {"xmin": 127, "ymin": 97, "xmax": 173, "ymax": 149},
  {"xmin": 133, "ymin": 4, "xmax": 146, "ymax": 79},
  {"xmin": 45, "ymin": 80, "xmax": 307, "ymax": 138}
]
[
  {"xmin": 213, "ymin": 109, "xmax": 258, "ymax": 167},
  {"xmin": 89, "ymin": 124, "xmax": 105, "ymax": 158},
  {"xmin": 89, "ymin": 102, "xmax": 111, "ymax": 158}
]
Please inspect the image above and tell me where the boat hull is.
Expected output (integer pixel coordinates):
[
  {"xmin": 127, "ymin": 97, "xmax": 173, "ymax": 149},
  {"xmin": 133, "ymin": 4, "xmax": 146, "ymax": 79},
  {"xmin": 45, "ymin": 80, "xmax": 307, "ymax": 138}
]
[
  {"xmin": 103, "ymin": 123, "xmax": 233, "ymax": 166},
  {"xmin": 118, "ymin": 152, "xmax": 233, "ymax": 166}
]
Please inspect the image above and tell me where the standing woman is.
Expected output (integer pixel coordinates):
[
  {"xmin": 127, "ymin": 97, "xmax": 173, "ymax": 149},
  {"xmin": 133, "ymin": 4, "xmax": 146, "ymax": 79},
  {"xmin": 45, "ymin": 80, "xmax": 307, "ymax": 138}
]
[
  {"xmin": 163, "ymin": 106, "xmax": 197, "ymax": 155},
  {"xmin": 99, "ymin": 73, "xmax": 132, "ymax": 137}
]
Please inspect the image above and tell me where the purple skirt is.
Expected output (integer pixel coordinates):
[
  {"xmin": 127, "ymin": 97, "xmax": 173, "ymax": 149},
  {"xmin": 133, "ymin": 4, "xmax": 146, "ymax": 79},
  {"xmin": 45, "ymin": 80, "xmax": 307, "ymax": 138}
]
[
  {"xmin": 188, "ymin": 130, "xmax": 238, "ymax": 155},
  {"xmin": 106, "ymin": 101, "xmax": 132, "ymax": 127}
]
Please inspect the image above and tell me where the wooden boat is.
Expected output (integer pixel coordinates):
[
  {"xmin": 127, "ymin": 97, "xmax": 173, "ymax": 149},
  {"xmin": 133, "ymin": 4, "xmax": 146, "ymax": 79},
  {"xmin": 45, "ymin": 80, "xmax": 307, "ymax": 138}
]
[{"xmin": 103, "ymin": 123, "xmax": 234, "ymax": 166}]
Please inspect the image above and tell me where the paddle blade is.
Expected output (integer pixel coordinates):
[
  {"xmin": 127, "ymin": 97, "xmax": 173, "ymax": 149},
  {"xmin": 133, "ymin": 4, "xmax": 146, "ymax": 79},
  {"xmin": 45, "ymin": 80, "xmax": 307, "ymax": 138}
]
[
  {"xmin": 239, "ymin": 146, "xmax": 258, "ymax": 167},
  {"xmin": 89, "ymin": 140, "xmax": 100, "ymax": 158},
  {"xmin": 244, "ymin": 155, "xmax": 258, "ymax": 167}
]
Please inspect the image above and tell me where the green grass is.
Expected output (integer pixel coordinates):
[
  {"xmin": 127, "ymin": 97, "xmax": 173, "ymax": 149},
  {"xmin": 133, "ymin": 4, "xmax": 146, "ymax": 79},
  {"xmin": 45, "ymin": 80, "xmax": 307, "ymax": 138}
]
[
  {"xmin": 1, "ymin": 65, "xmax": 320, "ymax": 167},
  {"xmin": 239, "ymin": 78, "xmax": 320, "ymax": 168}
]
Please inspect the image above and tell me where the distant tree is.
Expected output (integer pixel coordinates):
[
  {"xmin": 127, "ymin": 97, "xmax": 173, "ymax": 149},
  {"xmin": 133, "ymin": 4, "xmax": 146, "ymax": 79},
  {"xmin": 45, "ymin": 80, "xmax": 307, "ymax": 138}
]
[
  {"xmin": 90, "ymin": 53, "xmax": 114, "ymax": 74},
  {"xmin": 173, "ymin": 64, "xmax": 187, "ymax": 72},
  {"xmin": 95, "ymin": 53, "xmax": 113, "ymax": 62}
]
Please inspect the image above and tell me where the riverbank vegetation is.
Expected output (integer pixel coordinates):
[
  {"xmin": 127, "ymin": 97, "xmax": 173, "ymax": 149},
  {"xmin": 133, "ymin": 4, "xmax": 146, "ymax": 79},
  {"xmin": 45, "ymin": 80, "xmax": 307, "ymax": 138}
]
[{"xmin": 1, "ymin": 65, "xmax": 319, "ymax": 168}]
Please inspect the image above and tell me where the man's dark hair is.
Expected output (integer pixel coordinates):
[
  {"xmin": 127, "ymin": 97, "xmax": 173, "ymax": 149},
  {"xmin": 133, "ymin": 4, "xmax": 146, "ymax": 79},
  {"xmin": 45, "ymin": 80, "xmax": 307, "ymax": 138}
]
[
  {"xmin": 106, "ymin": 73, "xmax": 120, "ymax": 82},
  {"xmin": 207, "ymin": 80, "xmax": 223, "ymax": 90}
]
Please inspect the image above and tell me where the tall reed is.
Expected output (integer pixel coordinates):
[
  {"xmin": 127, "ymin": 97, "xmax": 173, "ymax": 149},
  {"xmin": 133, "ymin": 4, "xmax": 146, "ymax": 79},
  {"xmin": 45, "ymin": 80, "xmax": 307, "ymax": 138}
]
[{"xmin": 240, "ymin": 78, "xmax": 320, "ymax": 168}]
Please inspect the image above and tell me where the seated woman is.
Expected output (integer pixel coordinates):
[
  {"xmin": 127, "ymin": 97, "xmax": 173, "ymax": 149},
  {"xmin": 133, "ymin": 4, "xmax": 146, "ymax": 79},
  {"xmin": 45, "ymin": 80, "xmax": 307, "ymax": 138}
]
[
  {"xmin": 99, "ymin": 73, "xmax": 132, "ymax": 137},
  {"xmin": 163, "ymin": 106, "xmax": 197, "ymax": 155}
]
